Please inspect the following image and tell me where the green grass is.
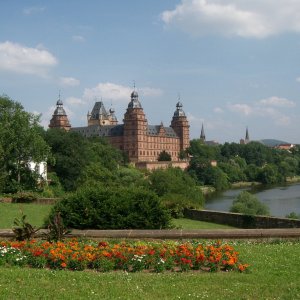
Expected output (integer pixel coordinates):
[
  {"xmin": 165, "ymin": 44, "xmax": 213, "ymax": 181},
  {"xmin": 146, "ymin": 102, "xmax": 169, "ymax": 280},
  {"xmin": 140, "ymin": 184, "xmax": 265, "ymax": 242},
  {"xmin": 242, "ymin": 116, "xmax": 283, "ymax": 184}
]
[
  {"xmin": 0, "ymin": 203, "xmax": 233, "ymax": 230},
  {"xmin": 0, "ymin": 240, "xmax": 300, "ymax": 299},
  {"xmin": 0, "ymin": 203, "xmax": 52, "ymax": 228},
  {"xmin": 172, "ymin": 218, "xmax": 235, "ymax": 229}
]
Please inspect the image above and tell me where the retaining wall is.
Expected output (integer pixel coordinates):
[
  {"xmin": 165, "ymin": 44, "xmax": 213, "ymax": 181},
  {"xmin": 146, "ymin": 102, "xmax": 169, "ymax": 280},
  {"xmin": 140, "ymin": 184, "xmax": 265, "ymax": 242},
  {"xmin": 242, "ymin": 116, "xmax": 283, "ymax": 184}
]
[{"xmin": 184, "ymin": 209, "xmax": 300, "ymax": 229}]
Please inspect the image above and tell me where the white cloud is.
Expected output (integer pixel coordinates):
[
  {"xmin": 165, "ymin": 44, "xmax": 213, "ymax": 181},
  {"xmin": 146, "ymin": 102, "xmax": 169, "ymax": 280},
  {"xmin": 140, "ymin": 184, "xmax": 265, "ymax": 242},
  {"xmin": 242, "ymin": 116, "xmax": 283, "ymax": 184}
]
[
  {"xmin": 83, "ymin": 82, "xmax": 132, "ymax": 103},
  {"xmin": 83, "ymin": 82, "xmax": 163, "ymax": 103},
  {"xmin": 0, "ymin": 41, "xmax": 57, "ymax": 76},
  {"xmin": 228, "ymin": 103, "xmax": 253, "ymax": 115},
  {"xmin": 213, "ymin": 107, "xmax": 224, "ymax": 113},
  {"xmin": 227, "ymin": 95, "xmax": 295, "ymax": 126},
  {"xmin": 23, "ymin": 6, "xmax": 46, "ymax": 15},
  {"xmin": 60, "ymin": 77, "xmax": 80, "ymax": 87},
  {"xmin": 259, "ymin": 96, "xmax": 295, "ymax": 107},
  {"xmin": 65, "ymin": 97, "xmax": 84, "ymax": 106},
  {"xmin": 161, "ymin": 0, "xmax": 300, "ymax": 38},
  {"xmin": 72, "ymin": 35, "xmax": 85, "ymax": 42}
]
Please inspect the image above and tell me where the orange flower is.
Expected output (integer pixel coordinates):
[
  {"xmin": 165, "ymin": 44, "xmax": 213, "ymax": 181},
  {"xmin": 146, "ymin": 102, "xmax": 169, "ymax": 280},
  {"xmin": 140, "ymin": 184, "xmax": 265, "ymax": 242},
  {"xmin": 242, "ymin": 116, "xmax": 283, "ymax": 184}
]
[{"xmin": 61, "ymin": 262, "xmax": 67, "ymax": 268}]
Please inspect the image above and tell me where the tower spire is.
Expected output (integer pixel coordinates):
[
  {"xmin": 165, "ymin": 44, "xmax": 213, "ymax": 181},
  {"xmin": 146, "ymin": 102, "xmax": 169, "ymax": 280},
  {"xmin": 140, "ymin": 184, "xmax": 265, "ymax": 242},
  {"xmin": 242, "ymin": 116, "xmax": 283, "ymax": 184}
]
[
  {"xmin": 245, "ymin": 126, "xmax": 249, "ymax": 143},
  {"xmin": 200, "ymin": 123, "xmax": 206, "ymax": 142}
]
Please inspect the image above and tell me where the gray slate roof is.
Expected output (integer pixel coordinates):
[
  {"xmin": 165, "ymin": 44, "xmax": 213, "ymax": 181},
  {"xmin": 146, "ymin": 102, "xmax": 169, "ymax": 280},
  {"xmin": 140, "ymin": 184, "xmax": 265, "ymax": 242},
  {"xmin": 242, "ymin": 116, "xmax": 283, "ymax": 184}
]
[
  {"xmin": 71, "ymin": 124, "xmax": 178, "ymax": 138},
  {"xmin": 71, "ymin": 124, "xmax": 124, "ymax": 137}
]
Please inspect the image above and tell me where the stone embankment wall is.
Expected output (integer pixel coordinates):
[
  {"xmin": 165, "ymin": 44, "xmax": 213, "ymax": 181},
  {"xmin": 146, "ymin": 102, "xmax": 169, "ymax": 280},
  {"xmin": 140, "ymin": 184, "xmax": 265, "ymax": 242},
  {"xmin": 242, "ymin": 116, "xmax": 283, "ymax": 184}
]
[{"xmin": 184, "ymin": 209, "xmax": 300, "ymax": 229}]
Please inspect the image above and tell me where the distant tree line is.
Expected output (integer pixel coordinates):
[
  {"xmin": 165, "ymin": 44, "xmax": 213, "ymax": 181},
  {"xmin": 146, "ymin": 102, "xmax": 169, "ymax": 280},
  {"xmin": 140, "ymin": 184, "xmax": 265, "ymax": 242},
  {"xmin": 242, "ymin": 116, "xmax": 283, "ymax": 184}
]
[{"xmin": 187, "ymin": 139, "xmax": 300, "ymax": 190}]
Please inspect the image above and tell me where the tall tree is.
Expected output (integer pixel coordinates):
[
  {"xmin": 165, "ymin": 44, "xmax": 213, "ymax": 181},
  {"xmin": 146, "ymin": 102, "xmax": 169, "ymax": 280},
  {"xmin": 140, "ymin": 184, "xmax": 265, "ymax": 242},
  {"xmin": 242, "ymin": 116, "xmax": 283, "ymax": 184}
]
[{"xmin": 0, "ymin": 95, "xmax": 50, "ymax": 192}]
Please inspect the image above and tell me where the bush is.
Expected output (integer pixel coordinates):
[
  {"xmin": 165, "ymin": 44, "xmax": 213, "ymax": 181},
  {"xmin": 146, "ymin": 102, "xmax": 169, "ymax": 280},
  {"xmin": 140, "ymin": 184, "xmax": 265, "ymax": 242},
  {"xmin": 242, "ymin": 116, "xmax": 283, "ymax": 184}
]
[
  {"xmin": 285, "ymin": 212, "xmax": 300, "ymax": 219},
  {"xmin": 230, "ymin": 191, "xmax": 269, "ymax": 216},
  {"xmin": 46, "ymin": 186, "xmax": 171, "ymax": 229},
  {"xmin": 12, "ymin": 192, "xmax": 37, "ymax": 203}
]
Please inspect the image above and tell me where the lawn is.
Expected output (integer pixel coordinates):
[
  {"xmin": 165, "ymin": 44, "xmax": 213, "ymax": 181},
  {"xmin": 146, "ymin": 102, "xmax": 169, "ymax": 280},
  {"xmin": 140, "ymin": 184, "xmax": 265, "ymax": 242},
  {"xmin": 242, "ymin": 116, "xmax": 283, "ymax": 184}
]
[
  {"xmin": 172, "ymin": 218, "xmax": 235, "ymax": 229},
  {"xmin": 0, "ymin": 203, "xmax": 52, "ymax": 228},
  {"xmin": 0, "ymin": 203, "xmax": 234, "ymax": 230},
  {"xmin": 0, "ymin": 240, "xmax": 300, "ymax": 299}
]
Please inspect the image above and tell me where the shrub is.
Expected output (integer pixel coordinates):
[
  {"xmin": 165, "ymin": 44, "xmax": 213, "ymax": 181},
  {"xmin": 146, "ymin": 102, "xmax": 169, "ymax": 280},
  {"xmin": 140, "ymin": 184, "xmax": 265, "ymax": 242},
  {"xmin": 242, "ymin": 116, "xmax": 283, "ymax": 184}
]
[
  {"xmin": 230, "ymin": 191, "xmax": 269, "ymax": 216},
  {"xmin": 12, "ymin": 213, "xmax": 39, "ymax": 241},
  {"xmin": 285, "ymin": 212, "xmax": 300, "ymax": 219},
  {"xmin": 46, "ymin": 186, "xmax": 171, "ymax": 229},
  {"xmin": 12, "ymin": 192, "xmax": 37, "ymax": 203}
]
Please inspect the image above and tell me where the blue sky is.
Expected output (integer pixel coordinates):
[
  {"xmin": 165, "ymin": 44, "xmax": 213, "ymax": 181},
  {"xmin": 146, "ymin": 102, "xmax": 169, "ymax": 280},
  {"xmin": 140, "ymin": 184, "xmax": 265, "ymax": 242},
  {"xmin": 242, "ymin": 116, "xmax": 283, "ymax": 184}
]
[{"xmin": 1, "ymin": 0, "xmax": 300, "ymax": 144}]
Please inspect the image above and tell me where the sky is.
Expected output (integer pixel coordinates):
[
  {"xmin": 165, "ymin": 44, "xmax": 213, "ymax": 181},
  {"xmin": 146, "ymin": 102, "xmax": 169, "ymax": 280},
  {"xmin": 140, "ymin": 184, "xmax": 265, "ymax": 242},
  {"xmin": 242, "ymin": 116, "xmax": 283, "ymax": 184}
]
[{"xmin": 1, "ymin": 0, "xmax": 300, "ymax": 144}]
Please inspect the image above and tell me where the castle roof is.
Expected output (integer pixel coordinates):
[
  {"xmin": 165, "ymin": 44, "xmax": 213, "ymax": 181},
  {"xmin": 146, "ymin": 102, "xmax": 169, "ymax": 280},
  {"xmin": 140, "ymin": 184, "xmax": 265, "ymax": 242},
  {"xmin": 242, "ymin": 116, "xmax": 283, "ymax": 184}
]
[
  {"xmin": 71, "ymin": 124, "xmax": 124, "ymax": 137},
  {"xmin": 90, "ymin": 101, "xmax": 109, "ymax": 119},
  {"xmin": 128, "ymin": 90, "xmax": 142, "ymax": 109},
  {"xmin": 147, "ymin": 125, "xmax": 177, "ymax": 137},
  {"xmin": 71, "ymin": 124, "xmax": 178, "ymax": 138},
  {"xmin": 173, "ymin": 101, "xmax": 186, "ymax": 117}
]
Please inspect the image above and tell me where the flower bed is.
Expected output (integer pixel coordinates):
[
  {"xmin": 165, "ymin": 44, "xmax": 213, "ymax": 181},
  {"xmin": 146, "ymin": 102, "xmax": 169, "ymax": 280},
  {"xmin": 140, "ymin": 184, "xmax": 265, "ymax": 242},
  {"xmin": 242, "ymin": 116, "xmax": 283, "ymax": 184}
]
[{"xmin": 0, "ymin": 239, "xmax": 249, "ymax": 273}]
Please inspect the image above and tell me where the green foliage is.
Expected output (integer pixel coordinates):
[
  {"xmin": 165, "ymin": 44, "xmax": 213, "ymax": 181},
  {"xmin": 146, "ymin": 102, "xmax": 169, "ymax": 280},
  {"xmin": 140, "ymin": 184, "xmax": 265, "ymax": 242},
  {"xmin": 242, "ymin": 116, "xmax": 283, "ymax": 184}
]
[
  {"xmin": 45, "ymin": 130, "xmax": 126, "ymax": 191},
  {"xmin": 285, "ymin": 212, "xmax": 300, "ymax": 219},
  {"xmin": 258, "ymin": 164, "xmax": 283, "ymax": 184},
  {"xmin": 12, "ymin": 192, "xmax": 37, "ymax": 203},
  {"xmin": 230, "ymin": 191, "xmax": 269, "ymax": 216},
  {"xmin": 188, "ymin": 139, "xmax": 300, "ymax": 186},
  {"xmin": 47, "ymin": 186, "xmax": 171, "ymax": 229},
  {"xmin": 0, "ymin": 95, "xmax": 50, "ymax": 193},
  {"xmin": 12, "ymin": 213, "xmax": 39, "ymax": 241},
  {"xmin": 45, "ymin": 129, "xmax": 90, "ymax": 191},
  {"xmin": 149, "ymin": 167, "xmax": 204, "ymax": 217},
  {"xmin": 43, "ymin": 212, "xmax": 70, "ymax": 242},
  {"xmin": 157, "ymin": 150, "xmax": 172, "ymax": 161}
]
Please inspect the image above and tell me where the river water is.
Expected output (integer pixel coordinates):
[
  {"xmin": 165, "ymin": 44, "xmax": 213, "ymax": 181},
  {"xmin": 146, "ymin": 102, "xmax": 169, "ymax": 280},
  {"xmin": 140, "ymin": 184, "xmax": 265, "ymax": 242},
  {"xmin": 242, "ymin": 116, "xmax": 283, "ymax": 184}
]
[{"xmin": 204, "ymin": 183, "xmax": 300, "ymax": 217}]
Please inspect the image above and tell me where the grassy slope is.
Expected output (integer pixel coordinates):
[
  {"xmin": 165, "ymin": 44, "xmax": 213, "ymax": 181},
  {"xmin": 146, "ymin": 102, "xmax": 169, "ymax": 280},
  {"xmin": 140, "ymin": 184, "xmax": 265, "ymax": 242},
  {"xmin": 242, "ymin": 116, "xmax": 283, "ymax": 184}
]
[
  {"xmin": 0, "ymin": 241, "xmax": 300, "ymax": 299},
  {"xmin": 0, "ymin": 203, "xmax": 52, "ymax": 228},
  {"xmin": 172, "ymin": 218, "xmax": 235, "ymax": 229}
]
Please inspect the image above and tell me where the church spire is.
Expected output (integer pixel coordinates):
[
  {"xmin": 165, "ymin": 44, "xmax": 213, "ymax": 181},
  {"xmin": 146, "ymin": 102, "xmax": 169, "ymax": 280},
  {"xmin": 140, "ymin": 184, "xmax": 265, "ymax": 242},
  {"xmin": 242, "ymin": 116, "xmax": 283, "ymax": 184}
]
[
  {"xmin": 245, "ymin": 126, "xmax": 249, "ymax": 143},
  {"xmin": 200, "ymin": 123, "xmax": 206, "ymax": 142}
]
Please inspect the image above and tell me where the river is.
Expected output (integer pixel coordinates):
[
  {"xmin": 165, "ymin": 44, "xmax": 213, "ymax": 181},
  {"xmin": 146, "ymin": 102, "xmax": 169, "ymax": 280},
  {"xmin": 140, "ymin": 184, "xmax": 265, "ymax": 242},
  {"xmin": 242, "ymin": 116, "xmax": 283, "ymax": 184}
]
[{"xmin": 204, "ymin": 183, "xmax": 300, "ymax": 217}]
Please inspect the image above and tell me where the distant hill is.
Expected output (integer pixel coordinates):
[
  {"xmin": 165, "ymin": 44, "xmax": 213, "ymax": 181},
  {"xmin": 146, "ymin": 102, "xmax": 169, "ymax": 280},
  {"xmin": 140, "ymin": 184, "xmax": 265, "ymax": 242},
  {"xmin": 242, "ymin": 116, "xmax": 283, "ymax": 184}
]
[{"xmin": 258, "ymin": 139, "xmax": 290, "ymax": 147}]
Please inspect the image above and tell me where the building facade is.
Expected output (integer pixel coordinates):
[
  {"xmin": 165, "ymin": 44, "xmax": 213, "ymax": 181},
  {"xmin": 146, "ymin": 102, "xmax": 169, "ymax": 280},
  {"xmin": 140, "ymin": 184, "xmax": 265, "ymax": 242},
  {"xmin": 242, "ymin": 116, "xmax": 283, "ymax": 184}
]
[{"xmin": 50, "ymin": 90, "xmax": 190, "ymax": 163}]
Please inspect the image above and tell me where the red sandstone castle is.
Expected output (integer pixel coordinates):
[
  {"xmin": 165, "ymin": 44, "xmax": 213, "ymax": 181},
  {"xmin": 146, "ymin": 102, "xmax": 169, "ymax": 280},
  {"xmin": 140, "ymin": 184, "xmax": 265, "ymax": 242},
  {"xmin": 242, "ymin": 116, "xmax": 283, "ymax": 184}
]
[{"xmin": 49, "ymin": 90, "xmax": 190, "ymax": 164}]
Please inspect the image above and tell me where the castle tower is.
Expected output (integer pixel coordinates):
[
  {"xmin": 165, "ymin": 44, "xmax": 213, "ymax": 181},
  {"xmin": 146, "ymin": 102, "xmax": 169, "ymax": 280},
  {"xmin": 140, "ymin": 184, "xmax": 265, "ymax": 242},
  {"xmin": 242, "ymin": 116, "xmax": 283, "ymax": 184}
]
[
  {"xmin": 200, "ymin": 123, "xmax": 206, "ymax": 142},
  {"xmin": 123, "ymin": 90, "xmax": 148, "ymax": 162},
  {"xmin": 49, "ymin": 94, "xmax": 71, "ymax": 131},
  {"xmin": 171, "ymin": 101, "xmax": 190, "ymax": 151}
]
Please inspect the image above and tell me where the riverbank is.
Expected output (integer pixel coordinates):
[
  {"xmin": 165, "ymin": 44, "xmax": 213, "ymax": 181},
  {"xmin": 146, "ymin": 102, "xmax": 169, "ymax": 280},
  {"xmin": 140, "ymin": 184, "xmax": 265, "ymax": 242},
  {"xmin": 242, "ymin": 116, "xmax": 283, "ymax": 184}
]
[{"xmin": 286, "ymin": 176, "xmax": 300, "ymax": 183}]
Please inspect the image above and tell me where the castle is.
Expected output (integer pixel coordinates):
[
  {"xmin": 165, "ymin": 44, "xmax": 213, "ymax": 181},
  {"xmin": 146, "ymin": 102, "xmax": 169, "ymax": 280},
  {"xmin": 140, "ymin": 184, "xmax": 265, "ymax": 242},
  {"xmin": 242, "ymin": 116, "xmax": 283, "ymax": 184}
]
[{"xmin": 49, "ymin": 90, "xmax": 190, "ymax": 165}]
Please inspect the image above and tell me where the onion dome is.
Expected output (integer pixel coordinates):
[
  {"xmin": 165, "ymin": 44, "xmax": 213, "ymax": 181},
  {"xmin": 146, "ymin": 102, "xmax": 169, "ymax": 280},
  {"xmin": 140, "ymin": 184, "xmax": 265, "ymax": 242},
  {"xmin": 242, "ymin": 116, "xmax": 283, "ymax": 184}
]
[
  {"xmin": 128, "ymin": 90, "xmax": 142, "ymax": 109},
  {"xmin": 173, "ymin": 101, "xmax": 186, "ymax": 117}
]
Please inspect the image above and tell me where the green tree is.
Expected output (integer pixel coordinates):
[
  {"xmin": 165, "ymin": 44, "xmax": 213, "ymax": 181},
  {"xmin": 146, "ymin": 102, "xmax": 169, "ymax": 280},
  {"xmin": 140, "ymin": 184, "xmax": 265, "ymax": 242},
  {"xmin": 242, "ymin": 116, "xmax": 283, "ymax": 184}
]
[
  {"xmin": 158, "ymin": 150, "xmax": 171, "ymax": 161},
  {"xmin": 258, "ymin": 164, "xmax": 282, "ymax": 184},
  {"xmin": 149, "ymin": 168, "xmax": 204, "ymax": 216},
  {"xmin": 230, "ymin": 191, "xmax": 269, "ymax": 216},
  {"xmin": 0, "ymin": 95, "xmax": 50, "ymax": 192},
  {"xmin": 45, "ymin": 129, "xmax": 89, "ymax": 191}
]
